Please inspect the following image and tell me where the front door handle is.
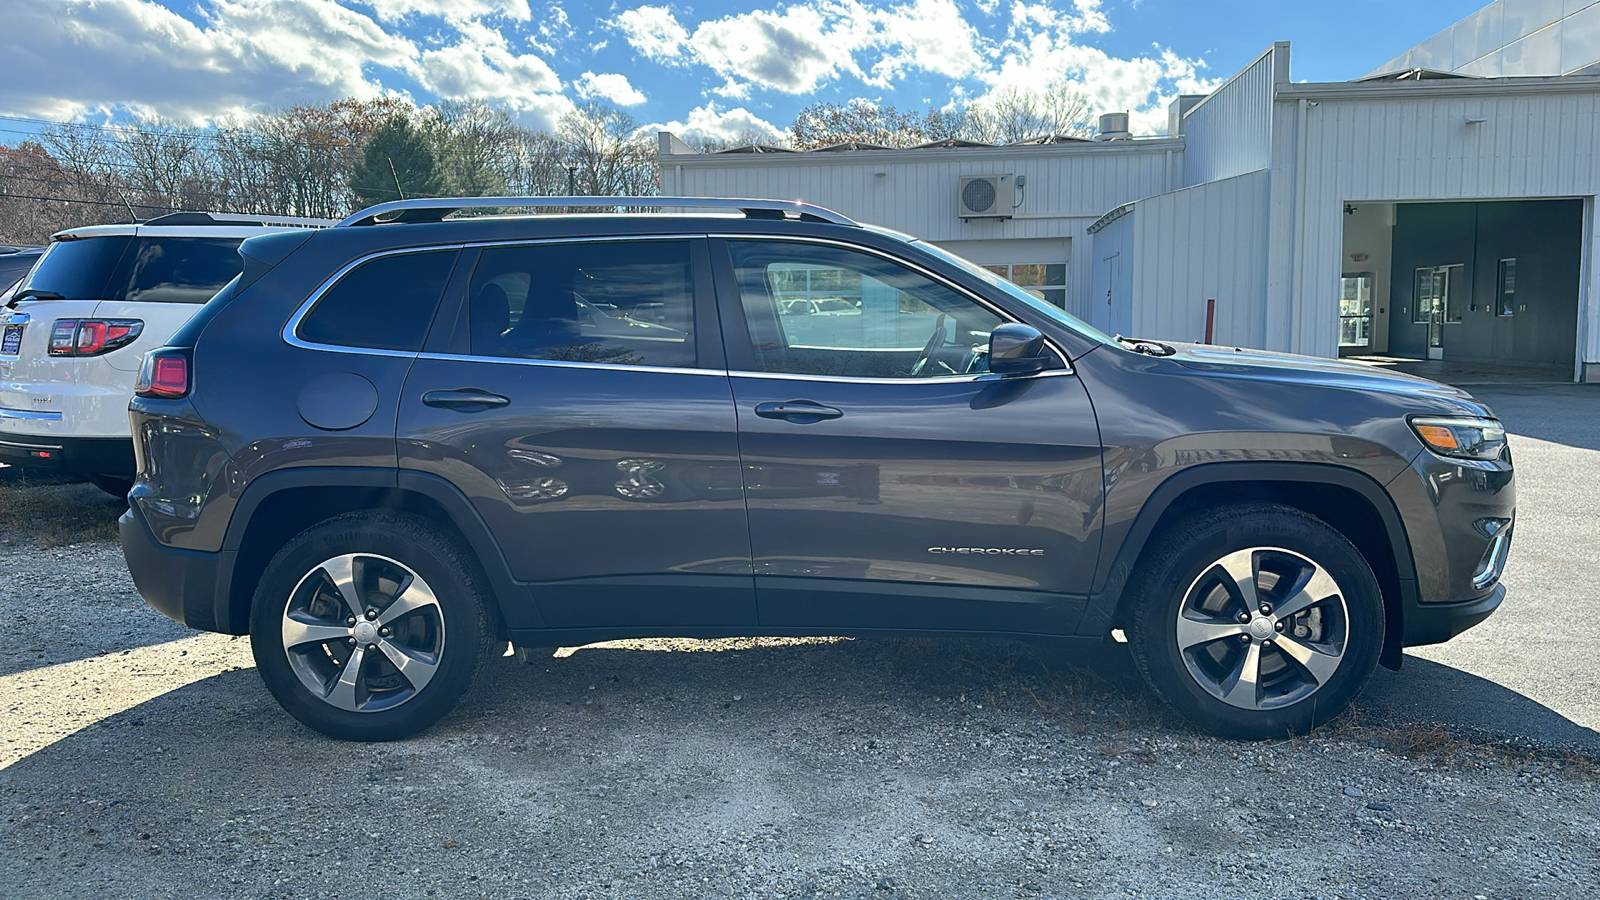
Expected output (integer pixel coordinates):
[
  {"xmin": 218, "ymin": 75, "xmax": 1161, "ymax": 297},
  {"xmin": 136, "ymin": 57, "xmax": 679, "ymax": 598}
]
[
  {"xmin": 422, "ymin": 388, "xmax": 511, "ymax": 411},
  {"xmin": 753, "ymin": 400, "xmax": 843, "ymax": 423}
]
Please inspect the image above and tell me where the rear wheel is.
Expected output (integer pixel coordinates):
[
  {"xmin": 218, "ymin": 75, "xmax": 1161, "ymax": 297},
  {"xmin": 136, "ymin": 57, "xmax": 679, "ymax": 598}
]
[
  {"xmin": 248, "ymin": 511, "xmax": 497, "ymax": 741},
  {"xmin": 1126, "ymin": 504, "xmax": 1384, "ymax": 739}
]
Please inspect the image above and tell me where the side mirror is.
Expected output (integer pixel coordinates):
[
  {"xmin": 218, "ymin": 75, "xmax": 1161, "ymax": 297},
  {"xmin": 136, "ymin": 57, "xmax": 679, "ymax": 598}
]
[{"xmin": 987, "ymin": 323, "xmax": 1049, "ymax": 376}]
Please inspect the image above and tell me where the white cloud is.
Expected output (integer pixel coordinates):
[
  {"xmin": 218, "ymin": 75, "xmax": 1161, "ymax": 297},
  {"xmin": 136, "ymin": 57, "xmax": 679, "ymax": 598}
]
[
  {"xmin": 641, "ymin": 103, "xmax": 785, "ymax": 145},
  {"xmin": 361, "ymin": 0, "xmax": 532, "ymax": 23},
  {"xmin": 0, "ymin": 0, "xmax": 418, "ymax": 123},
  {"xmin": 612, "ymin": 5, "xmax": 691, "ymax": 63},
  {"xmin": 574, "ymin": 71, "xmax": 646, "ymax": 106},
  {"xmin": 416, "ymin": 21, "xmax": 570, "ymax": 127}
]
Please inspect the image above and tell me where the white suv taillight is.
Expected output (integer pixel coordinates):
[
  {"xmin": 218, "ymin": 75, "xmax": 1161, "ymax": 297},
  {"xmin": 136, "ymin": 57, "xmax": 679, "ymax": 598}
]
[
  {"xmin": 134, "ymin": 349, "xmax": 190, "ymax": 399},
  {"xmin": 47, "ymin": 318, "xmax": 144, "ymax": 356}
]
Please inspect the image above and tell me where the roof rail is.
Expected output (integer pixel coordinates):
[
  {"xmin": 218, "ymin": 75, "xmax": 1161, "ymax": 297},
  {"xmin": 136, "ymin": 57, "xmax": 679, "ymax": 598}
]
[
  {"xmin": 336, "ymin": 196, "xmax": 859, "ymax": 228},
  {"xmin": 143, "ymin": 211, "xmax": 338, "ymax": 228}
]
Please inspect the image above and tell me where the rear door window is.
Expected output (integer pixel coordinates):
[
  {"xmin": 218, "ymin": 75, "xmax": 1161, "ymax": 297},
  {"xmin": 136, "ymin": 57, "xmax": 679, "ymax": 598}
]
[
  {"xmin": 106, "ymin": 237, "xmax": 245, "ymax": 304},
  {"xmin": 297, "ymin": 250, "xmax": 458, "ymax": 352},
  {"xmin": 466, "ymin": 240, "xmax": 697, "ymax": 368},
  {"xmin": 18, "ymin": 236, "xmax": 133, "ymax": 299}
]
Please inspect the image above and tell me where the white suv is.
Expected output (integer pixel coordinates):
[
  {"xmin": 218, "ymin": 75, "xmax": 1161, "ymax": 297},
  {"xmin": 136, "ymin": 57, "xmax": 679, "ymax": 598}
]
[{"xmin": 0, "ymin": 212, "xmax": 332, "ymax": 494}]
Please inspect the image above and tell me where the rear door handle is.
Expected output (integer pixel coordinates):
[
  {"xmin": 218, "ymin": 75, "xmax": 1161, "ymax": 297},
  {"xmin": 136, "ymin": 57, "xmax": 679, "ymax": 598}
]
[
  {"xmin": 753, "ymin": 400, "xmax": 843, "ymax": 423},
  {"xmin": 422, "ymin": 388, "xmax": 511, "ymax": 411}
]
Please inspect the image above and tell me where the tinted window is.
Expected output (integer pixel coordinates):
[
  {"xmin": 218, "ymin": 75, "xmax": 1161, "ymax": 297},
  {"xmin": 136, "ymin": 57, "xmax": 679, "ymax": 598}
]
[
  {"xmin": 19, "ymin": 237, "xmax": 132, "ymax": 299},
  {"xmin": 106, "ymin": 237, "xmax": 244, "ymax": 304},
  {"xmin": 729, "ymin": 241, "xmax": 1002, "ymax": 378},
  {"xmin": 0, "ymin": 252, "xmax": 41, "ymax": 292},
  {"xmin": 467, "ymin": 240, "xmax": 695, "ymax": 368},
  {"xmin": 299, "ymin": 250, "xmax": 457, "ymax": 352}
]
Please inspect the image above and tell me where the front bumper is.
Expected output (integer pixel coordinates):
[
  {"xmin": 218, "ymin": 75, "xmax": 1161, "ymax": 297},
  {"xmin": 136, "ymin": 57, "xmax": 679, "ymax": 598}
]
[
  {"xmin": 1400, "ymin": 582, "xmax": 1504, "ymax": 648},
  {"xmin": 0, "ymin": 432, "xmax": 135, "ymax": 476},
  {"xmin": 119, "ymin": 504, "xmax": 239, "ymax": 633}
]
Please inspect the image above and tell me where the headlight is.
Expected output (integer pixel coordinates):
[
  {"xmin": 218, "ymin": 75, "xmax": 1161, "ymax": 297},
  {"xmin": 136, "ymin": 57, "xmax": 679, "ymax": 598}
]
[{"xmin": 1408, "ymin": 416, "xmax": 1507, "ymax": 461}]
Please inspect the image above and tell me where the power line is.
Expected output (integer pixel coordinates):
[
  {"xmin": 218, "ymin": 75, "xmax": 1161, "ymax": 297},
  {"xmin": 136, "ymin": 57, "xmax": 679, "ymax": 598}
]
[{"xmin": 0, "ymin": 192, "xmax": 169, "ymax": 210}]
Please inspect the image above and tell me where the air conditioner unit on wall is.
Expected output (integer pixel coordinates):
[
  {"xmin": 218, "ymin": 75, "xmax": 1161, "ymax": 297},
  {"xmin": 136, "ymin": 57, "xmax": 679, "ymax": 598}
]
[{"xmin": 958, "ymin": 174, "xmax": 1016, "ymax": 220}]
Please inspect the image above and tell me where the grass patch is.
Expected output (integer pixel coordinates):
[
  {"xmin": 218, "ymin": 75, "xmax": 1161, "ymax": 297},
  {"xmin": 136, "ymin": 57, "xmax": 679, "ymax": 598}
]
[{"xmin": 0, "ymin": 469, "xmax": 124, "ymax": 547}]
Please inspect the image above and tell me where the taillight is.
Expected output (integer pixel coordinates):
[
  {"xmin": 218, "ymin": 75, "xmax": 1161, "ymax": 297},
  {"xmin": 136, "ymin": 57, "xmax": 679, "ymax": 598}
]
[
  {"xmin": 47, "ymin": 318, "xmax": 144, "ymax": 356},
  {"xmin": 135, "ymin": 350, "xmax": 190, "ymax": 399}
]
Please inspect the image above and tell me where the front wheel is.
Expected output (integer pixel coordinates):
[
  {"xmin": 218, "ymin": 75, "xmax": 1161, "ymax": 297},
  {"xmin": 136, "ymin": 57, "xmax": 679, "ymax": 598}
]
[
  {"xmin": 248, "ymin": 512, "xmax": 497, "ymax": 741},
  {"xmin": 1126, "ymin": 504, "xmax": 1384, "ymax": 739}
]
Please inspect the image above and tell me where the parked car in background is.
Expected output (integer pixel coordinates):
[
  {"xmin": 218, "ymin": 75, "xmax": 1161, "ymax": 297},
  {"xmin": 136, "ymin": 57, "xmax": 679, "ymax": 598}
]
[
  {"xmin": 0, "ymin": 212, "xmax": 333, "ymax": 494},
  {"xmin": 120, "ymin": 197, "xmax": 1513, "ymax": 743},
  {"xmin": 0, "ymin": 246, "xmax": 43, "ymax": 295}
]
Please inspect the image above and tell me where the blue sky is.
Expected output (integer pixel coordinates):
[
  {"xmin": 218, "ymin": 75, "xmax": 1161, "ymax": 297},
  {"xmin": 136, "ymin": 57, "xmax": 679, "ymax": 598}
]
[{"xmin": 0, "ymin": 0, "xmax": 1489, "ymax": 142}]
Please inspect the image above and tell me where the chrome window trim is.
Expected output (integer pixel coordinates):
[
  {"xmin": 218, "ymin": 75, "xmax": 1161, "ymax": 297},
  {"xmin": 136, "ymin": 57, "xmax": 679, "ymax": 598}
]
[
  {"xmin": 710, "ymin": 233, "xmax": 1074, "ymax": 375},
  {"xmin": 727, "ymin": 368, "xmax": 1075, "ymax": 386},
  {"xmin": 0, "ymin": 407, "xmax": 64, "ymax": 420},
  {"xmin": 283, "ymin": 244, "xmax": 467, "ymax": 358},
  {"xmin": 283, "ymin": 232, "xmax": 1077, "ymax": 385},
  {"xmin": 414, "ymin": 352, "xmax": 726, "ymax": 377}
]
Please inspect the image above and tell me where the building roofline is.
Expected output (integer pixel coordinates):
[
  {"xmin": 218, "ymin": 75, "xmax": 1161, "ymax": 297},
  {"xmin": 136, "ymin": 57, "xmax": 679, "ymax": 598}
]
[
  {"xmin": 1180, "ymin": 41, "xmax": 1290, "ymax": 123},
  {"xmin": 1278, "ymin": 73, "xmax": 1600, "ymax": 101},
  {"xmin": 658, "ymin": 135, "xmax": 1185, "ymax": 165}
]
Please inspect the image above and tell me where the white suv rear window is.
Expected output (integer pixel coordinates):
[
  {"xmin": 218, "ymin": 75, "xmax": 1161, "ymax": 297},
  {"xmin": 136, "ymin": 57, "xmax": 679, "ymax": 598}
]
[{"xmin": 21, "ymin": 236, "xmax": 243, "ymax": 304}]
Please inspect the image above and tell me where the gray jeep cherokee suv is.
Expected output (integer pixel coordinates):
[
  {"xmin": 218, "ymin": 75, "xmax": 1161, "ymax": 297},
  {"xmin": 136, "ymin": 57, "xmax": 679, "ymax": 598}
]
[{"xmin": 119, "ymin": 197, "xmax": 1514, "ymax": 742}]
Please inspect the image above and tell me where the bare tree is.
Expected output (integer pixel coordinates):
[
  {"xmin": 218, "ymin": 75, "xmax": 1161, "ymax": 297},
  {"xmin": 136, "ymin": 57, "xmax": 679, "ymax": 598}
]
[
  {"xmin": 789, "ymin": 100, "xmax": 931, "ymax": 149},
  {"xmin": 424, "ymin": 100, "xmax": 520, "ymax": 197},
  {"xmin": 559, "ymin": 101, "xmax": 656, "ymax": 196},
  {"xmin": 961, "ymin": 84, "xmax": 1095, "ymax": 143}
]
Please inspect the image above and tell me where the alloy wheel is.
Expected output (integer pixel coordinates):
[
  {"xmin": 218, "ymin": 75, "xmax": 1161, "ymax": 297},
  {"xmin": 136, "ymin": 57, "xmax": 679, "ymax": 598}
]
[
  {"xmin": 1174, "ymin": 547, "xmax": 1350, "ymax": 710},
  {"xmin": 279, "ymin": 553, "xmax": 446, "ymax": 713}
]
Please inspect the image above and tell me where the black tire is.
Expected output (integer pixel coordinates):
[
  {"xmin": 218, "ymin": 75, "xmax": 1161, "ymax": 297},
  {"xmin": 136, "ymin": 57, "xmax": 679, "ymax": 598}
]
[
  {"xmin": 1126, "ymin": 503, "xmax": 1383, "ymax": 739},
  {"xmin": 89, "ymin": 475, "xmax": 134, "ymax": 499},
  {"xmin": 248, "ymin": 511, "xmax": 498, "ymax": 741}
]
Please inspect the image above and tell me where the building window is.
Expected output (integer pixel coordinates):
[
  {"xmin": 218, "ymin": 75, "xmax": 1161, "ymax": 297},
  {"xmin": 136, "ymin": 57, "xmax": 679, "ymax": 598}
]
[
  {"xmin": 1496, "ymin": 258, "xmax": 1516, "ymax": 317},
  {"xmin": 982, "ymin": 263, "xmax": 1067, "ymax": 308}
]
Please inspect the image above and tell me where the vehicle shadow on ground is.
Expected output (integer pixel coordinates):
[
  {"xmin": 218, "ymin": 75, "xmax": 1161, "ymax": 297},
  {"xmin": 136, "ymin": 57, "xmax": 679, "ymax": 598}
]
[
  {"xmin": 12, "ymin": 635, "xmax": 1595, "ymax": 782},
  {"xmin": 1356, "ymin": 655, "xmax": 1600, "ymax": 755}
]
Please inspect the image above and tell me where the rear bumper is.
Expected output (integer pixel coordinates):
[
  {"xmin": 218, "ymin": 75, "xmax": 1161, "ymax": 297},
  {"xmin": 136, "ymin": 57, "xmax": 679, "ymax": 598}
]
[
  {"xmin": 0, "ymin": 432, "xmax": 135, "ymax": 476},
  {"xmin": 119, "ymin": 504, "xmax": 238, "ymax": 633}
]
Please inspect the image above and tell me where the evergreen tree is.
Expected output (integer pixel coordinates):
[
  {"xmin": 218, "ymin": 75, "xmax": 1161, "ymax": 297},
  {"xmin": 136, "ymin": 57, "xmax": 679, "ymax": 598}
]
[{"xmin": 350, "ymin": 115, "xmax": 441, "ymax": 206}]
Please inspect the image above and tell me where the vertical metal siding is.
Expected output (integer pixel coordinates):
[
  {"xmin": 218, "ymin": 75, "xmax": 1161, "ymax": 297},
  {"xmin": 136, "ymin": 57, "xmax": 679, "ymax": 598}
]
[
  {"xmin": 1181, "ymin": 44, "xmax": 1283, "ymax": 186},
  {"xmin": 1128, "ymin": 170, "xmax": 1272, "ymax": 347}
]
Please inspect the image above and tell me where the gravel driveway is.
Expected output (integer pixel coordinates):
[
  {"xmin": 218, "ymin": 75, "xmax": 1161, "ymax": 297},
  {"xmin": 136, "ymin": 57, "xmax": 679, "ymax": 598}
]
[{"xmin": 3, "ymin": 386, "xmax": 1599, "ymax": 899}]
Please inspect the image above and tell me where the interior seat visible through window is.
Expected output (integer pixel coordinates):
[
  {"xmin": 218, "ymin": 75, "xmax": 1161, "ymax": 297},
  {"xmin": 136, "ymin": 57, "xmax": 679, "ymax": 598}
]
[
  {"xmin": 726, "ymin": 240, "xmax": 1004, "ymax": 379},
  {"xmin": 465, "ymin": 241, "xmax": 696, "ymax": 369}
]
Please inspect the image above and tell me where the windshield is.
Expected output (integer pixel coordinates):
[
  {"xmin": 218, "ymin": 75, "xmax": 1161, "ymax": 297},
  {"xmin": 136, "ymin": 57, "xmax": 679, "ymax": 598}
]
[{"xmin": 912, "ymin": 240, "xmax": 1119, "ymax": 348}]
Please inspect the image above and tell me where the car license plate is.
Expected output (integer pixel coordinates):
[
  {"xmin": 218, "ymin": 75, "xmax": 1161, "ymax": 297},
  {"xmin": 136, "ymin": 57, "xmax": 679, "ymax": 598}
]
[{"xmin": 1, "ymin": 324, "xmax": 22, "ymax": 355}]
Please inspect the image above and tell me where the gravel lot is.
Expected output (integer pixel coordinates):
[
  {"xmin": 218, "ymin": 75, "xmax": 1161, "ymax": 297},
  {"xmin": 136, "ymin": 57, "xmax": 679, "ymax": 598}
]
[{"xmin": 3, "ymin": 385, "xmax": 1600, "ymax": 900}]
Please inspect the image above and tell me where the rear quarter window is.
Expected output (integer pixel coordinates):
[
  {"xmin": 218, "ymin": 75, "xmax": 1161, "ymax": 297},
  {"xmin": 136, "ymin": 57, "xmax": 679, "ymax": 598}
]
[
  {"xmin": 19, "ymin": 236, "xmax": 133, "ymax": 299},
  {"xmin": 297, "ymin": 250, "xmax": 458, "ymax": 352},
  {"xmin": 108, "ymin": 237, "xmax": 245, "ymax": 304}
]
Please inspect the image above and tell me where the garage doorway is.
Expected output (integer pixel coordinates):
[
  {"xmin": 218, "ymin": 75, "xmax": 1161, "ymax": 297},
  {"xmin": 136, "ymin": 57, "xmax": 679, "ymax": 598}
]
[{"xmin": 1382, "ymin": 199, "xmax": 1581, "ymax": 371}]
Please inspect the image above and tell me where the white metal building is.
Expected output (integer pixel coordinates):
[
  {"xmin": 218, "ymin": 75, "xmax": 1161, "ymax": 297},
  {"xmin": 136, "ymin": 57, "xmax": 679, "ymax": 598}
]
[{"xmin": 660, "ymin": 27, "xmax": 1600, "ymax": 382}]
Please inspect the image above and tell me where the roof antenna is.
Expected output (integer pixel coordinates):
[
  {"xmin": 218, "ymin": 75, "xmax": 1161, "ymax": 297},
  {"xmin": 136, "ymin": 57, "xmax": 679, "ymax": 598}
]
[
  {"xmin": 388, "ymin": 159, "xmax": 407, "ymax": 201},
  {"xmin": 116, "ymin": 186, "xmax": 138, "ymax": 223}
]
